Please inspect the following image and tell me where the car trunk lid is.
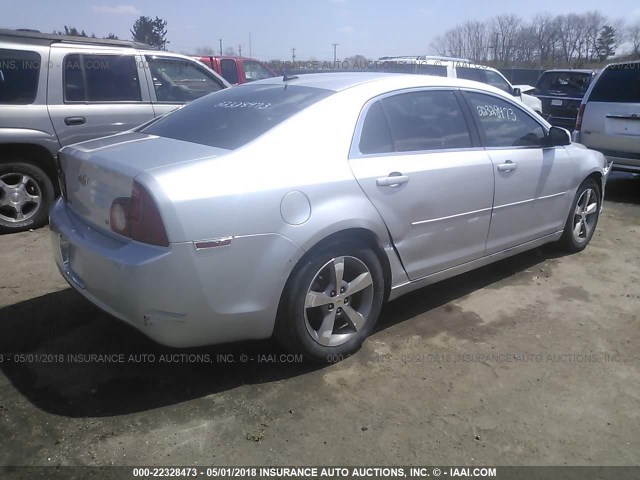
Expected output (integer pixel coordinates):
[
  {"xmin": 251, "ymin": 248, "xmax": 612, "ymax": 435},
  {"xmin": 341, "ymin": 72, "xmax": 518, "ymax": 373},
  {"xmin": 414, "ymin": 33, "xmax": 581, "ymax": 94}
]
[{"xmin": 60, "ymin": 132, "xmax": 227, "ymax": 233}]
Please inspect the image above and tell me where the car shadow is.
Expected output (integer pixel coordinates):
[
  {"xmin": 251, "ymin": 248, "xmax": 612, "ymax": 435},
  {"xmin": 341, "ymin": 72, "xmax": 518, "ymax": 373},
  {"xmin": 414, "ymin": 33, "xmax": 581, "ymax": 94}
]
[
  {"xmin": 0, "ymin": 244, "xmax": 562, "ymax": 418},
  {"xmin": 604, "ymin": 171, "xmax": 640, "ymax": 205},
  {"xmin": 2, "ymin": 172, "xmax": 633, "ymax": 418}
]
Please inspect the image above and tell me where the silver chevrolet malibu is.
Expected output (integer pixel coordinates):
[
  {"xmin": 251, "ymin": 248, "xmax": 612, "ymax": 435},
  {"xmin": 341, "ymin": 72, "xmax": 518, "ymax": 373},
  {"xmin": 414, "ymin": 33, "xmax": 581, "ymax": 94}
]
[{"xmin": 50, "ymin": 73, "xmax": 611, "ymax": 362}]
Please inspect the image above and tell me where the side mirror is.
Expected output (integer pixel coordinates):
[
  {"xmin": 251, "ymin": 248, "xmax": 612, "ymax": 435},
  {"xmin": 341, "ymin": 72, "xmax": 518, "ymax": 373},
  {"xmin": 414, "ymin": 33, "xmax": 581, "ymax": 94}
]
[
  {"xmin": 512, "ymin": 87, "xmax": 521, "ymax": 97},
  {"xmin": 543, "ymin": 126, "xmax": 571, "ymax": 147}
]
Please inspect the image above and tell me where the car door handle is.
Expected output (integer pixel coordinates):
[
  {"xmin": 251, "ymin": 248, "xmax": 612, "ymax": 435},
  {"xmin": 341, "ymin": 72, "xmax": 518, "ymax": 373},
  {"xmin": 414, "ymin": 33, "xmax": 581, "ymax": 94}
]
[
  {"xmin": 64, "ymin": 116, "xmax": 86, "ymax": 126},
  {"xmin": 376, "ymin": 174, "xmax": 409, "ymax": 187},
  {"xmin": 497, "ymin": 161, "xmax": 517, "ymax": 172}
]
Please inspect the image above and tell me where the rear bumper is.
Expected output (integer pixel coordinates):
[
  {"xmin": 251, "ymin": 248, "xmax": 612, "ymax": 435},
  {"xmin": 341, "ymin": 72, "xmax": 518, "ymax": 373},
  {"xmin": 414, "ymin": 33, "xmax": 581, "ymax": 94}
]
[{"xmin": 49, "ymin": 199, "xmax": 304, "ymax": 347}]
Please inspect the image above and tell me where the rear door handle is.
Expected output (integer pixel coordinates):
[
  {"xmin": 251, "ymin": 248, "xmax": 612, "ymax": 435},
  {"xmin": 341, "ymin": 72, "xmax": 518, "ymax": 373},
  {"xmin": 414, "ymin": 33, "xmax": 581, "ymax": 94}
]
[
  {"xmin": 497, "ymin": 161, "xmax": 517, "ymax": 172},
  {"xmin": 64, "ymin": 116, "xmax": 86, "ymax": 126},
  {"xmin": 376, "ymin": 173, "xmax": 409, "ymax": 187}
]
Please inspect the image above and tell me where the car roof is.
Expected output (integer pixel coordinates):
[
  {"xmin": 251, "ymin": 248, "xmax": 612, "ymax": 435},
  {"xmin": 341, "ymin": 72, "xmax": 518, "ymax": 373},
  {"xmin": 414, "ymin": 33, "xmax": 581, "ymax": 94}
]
[
  {"xmin": 246, "ymin": 72, "xmax": 509, "ymax": 94},
  {"xmin": 193, "ymin": 55, "xmax": 266, "ymax": 62},
  {"xmin": 0, "ymin": 28, "xmax": 153, "ymax": 49},
  {"xmin": 541, "ymin": 69, "xmax": 595, "ymax": 74}
]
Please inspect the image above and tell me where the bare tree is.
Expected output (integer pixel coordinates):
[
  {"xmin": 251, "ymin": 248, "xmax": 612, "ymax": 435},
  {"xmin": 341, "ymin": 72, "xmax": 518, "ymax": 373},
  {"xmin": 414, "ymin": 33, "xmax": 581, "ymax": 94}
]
[
  {"xmin": 491, "ymin": 14, "xmax": 522, "ymax": 66},
  {"xmin": 530, "ymin": 13, "xmax": 559, "ymax": 67},
  {"xmin": 196, "ymin": 46, "xmax": 217, "ymax": 55},
  {"xmin": 627, "ymin": 22, "xmax": 640, "ymax": 57}
]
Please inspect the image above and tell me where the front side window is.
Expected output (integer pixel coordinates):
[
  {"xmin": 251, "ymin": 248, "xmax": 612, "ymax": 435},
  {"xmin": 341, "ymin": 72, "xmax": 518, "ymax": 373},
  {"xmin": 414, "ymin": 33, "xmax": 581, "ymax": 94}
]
[
  {"xmin": 146, "ymin": 56, "xmax": 224, "ymax": 102},
  {"xmin": 141, "ymin": 84, "xmax": 334, "ymax": 150},
  {"xmin": 244, "ymin": 60, "xmax": 275, "ymax": 82},
  {"xmin": 0, "ymin": 49, "xmax": 40, "ymax": 104},
  {"xmin": 464, "ymin": 92, "xmax": 545, "ymax": 148},
  {"xmin": 378, "ymin": 90, "xmax": 472, "ymax": 152},
  {"xmin": 64, "ymin": 54, "xmax": 141, "ymax": 102},
  {"xmin": 483, "ymin": 70, "xmax": 512, "ymax": 94},
  {"xmin": 220, "ymin": 59, "xmax": 239, "ymax": 84}
]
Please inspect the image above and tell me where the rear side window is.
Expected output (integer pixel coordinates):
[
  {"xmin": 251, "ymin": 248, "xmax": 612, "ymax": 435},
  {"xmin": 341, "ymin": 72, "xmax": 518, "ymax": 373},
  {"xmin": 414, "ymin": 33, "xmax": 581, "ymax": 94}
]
[
  {"xmin": 379, "ymin": 90, "xmax": 471, "ymax": 152},
  {"xmin": 465, "ymin": 92, "xmax": 545, "ymax": 147},
  {"xmin": 220, "ymin": 59, "xmax": 239, "ymax": 84},
  {"xmin": 0, "ymin": 49, "xmax": 40, "ymax": 104},
  {"xmin": 457, "ymin": 67, "xmax": 485, "ymax": 83},
  {"xmin": 359, "ymin": 101, "xmax": 393, "ymax": 154},
  {"xmin": 590, "ymin": 66, "xmax": 640, "ymax": 103},
  {"xmin": 415, "ymin": 64, "xmax": 447, "ymax": 77},
  {"xmin": 142, "ymin": 84, "xmax": 334, "ymax": 150},
  {"xmin": 244, "ymin": 60, "xmax": 275, "ymax": 82},
  {"xmin": 64, "ymin": 54, "xmax": 141, "ymax": 102},
  {"xmin": 146, "ymin": 56, "xmax": 224, "ymax": 102}
]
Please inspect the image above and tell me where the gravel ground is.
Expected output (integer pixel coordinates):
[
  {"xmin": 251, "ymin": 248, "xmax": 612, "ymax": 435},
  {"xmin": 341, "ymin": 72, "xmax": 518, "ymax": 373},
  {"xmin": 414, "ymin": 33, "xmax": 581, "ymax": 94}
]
[{"xmin": 0, "ymin": 172, "xmax": 638, "ymax": 468}]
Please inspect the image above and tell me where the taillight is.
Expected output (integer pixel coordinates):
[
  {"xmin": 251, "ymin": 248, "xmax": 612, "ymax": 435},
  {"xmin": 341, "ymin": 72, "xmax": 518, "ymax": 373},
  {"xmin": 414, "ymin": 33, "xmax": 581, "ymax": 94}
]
[
  {"xmin": 575, "ymin": 104, "xmax": 585, "ymax": 131},
  {"xmin": 109, "ymin": 181, "xmax": 169, "ymax": 247}
]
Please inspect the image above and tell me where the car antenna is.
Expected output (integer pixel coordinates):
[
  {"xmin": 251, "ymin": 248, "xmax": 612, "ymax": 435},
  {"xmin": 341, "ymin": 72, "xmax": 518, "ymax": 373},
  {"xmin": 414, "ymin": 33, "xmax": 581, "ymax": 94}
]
[{"xmin": 283, "ymin": 72, "xmax": 298, "ymax": 81}]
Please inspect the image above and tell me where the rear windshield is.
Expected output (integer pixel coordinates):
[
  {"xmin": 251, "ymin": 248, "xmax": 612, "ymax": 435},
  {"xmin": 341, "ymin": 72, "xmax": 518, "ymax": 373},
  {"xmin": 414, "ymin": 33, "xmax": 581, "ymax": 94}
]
[
  {"xmin": 142, "ymin": 83, "xmax": 334, "ymax": 149},
  {"xmin": 536, "ymin": 71, "xmax": 592, "ymax": 96},
  {"xmin": 0, "ymin": 49, "xmax": 40, "ymax": 104},
  {"xmin": 590, "ymin": 65, "xmax": 640, "ymax": 103}
]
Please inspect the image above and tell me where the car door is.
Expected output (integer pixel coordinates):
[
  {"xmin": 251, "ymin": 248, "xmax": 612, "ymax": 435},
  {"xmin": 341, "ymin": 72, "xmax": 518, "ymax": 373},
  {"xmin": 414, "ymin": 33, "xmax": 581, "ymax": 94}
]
[
  {"xmin": 349, "ymin": 88, "xmax": 495, "ymax": 280},
  {"xmin": 462, "ymin": 90, "xmax": 573, "ymax": 254},
  {"xmin": 47, "ymin": 48, "xmax": 154, "ymax": 147},
  {"xmin": 144, "ymin": 55, "xmax": 227, "ymax": 117}
]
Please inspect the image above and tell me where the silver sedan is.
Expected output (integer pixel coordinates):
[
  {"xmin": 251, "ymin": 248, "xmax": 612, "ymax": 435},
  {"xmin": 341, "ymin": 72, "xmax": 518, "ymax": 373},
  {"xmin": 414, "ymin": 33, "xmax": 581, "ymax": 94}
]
[{"xmin": 50, "ymin": 73, "xmax": 611, "ymax": 362}]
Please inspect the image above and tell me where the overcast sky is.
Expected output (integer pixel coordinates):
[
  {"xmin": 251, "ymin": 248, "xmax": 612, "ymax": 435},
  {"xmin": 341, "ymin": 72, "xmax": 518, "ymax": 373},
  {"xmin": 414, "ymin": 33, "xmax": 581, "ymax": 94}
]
[{"xmin": 1, "ymin": 0, "xmax": 639, "ymax": 60}]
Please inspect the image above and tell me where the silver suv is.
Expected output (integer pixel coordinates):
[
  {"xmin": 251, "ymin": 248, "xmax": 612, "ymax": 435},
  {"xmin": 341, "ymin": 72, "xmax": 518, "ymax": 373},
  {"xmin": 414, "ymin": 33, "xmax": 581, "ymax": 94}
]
[
  {"xmin": 0, "ymin": 29, "xmax": 229, "ymax": 233},
  {"xmin": 573, "ymin": 60, "xmax": 640, "ymax": 173}
]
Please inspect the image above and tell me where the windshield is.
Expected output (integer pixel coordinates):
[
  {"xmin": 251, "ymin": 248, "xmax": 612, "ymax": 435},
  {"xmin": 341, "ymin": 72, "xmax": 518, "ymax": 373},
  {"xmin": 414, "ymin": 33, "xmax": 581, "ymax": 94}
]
[
  {"xmin": 535, "ymin": 72, "xmax": 592, "ymax": 96},
  {"xmin": 141, "ymin": 83, "xmax": 334, "ymax": 150}
]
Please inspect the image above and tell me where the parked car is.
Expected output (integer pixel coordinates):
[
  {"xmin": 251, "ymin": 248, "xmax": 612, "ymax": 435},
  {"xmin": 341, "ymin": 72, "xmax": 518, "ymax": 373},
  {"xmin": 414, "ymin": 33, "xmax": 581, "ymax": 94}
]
[
  {"xmin": 378, "ymin": 56, "xmax": 543, "ymax": 114},
  {"xmin": 533, "ymin": 69, "xmax": 596, "ymax": 129},
  {"xmin": 50, "ymin": 73, "xmax": 610, "ymax": 363},
  {"xmin": 0, "ymin": 29, "xmax": 230, "ymax": 233},
  {"xmin": 192, "ymin": 55, "xmax": 276, "ymax": 85},
  {"xmin": 573, "ymin": 60, "xmax": 640, "ymax": 173}
]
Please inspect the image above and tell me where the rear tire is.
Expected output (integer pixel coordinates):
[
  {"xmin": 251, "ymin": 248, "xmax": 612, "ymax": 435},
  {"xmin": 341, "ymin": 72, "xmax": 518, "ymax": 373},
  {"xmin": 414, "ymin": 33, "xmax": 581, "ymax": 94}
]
[
  {"xmin": 275, "ymin": 240, "xmax": 385, "ymax": 363},
  {"xmin": 0, "ymin": 161, "xmax": 55, "ymax": 234},
  {"xmin": 556, "ymin": 179, "xmax": 601, "ymax": 253}
]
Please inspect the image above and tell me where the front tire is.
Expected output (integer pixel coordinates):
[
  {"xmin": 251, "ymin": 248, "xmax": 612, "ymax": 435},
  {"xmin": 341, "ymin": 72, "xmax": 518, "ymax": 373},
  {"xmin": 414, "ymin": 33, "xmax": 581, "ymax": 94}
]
[
  {"xmin": 557, "ymin": 179, "xmax": 601, "ymax": 253},
  {"xmin": 0, "ymin": 161, "xmax": 54, "ymax": 234},
  {"xmin": 275, "ymin": 241, "xmax": 385, "ymax": 363}
]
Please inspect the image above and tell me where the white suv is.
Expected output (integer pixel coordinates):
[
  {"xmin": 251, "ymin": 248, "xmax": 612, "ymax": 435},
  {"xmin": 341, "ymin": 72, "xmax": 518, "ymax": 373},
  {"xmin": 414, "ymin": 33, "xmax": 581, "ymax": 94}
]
[{"xmin": 379, "ymin": 56, "xmax": 542, "ymax": 114}]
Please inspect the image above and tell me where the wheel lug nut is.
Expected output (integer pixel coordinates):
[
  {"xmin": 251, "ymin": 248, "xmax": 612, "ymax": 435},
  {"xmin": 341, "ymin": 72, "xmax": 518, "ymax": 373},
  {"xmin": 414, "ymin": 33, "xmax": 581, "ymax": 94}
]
[
  {"xmin": 328, "ymin": 304, "xmax": 334, "ymax": 310},
  {"xmin": 340, "ymin": 287, "xmax": 345, "ymax": 293},
  {"xmin": 337, "ymin": 307, "xmax": 342, "ymax": 313},
  {"xmin": 344, "ymin": 298, "xmax": 349, "ymax": 304},
  {"xmin": 330, "ymin": 291, "xmax": 336, "ymax": 297}
]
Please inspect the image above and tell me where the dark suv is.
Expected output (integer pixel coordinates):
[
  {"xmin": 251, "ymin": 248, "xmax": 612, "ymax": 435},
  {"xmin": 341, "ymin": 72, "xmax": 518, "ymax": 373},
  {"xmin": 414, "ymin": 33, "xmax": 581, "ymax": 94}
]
[{"xmin": 534, "ymin": 69, "xmax": 595, "ymax": 129}]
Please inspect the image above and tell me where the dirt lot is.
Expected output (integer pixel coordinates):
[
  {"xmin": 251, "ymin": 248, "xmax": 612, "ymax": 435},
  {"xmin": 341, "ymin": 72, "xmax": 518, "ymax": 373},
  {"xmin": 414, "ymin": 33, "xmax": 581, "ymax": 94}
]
[{"xmin": 0, "ymin": 172, "xmax": 639, "ymax": 468}]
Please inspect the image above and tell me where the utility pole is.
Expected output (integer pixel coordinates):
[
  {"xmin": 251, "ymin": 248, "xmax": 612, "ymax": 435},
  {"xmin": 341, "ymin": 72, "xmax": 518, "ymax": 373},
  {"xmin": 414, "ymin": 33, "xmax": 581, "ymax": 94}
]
[
  {"xmin": 331, "ymin": 43, "xmax": 339, "ymax": 63},
  {"xmin": 238, "ymin": 45, "xmax": 242, "ymax": 57},
  {"xmin": 219, "ymin": 38, "xmax": 223, "ymax": 56},
  {"xmin": 292, "ymin": 47, "xmax": 296, "ymax": 62}
]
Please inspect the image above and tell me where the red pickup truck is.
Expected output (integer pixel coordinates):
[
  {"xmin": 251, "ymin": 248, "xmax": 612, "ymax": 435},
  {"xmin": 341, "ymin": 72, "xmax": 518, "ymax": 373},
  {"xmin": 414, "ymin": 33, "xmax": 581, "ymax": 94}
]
[{"xmin": 193, "ymin": 56, "xmax": 277, "ymax": 85}]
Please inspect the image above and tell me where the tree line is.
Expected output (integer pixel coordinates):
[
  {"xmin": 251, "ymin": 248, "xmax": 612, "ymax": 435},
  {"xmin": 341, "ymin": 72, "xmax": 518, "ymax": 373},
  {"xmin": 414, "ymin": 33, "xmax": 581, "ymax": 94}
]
[
  {"xmin": 53, "ymin": 16, "xmax": 168, "ymax": 50},
  {"xmin": 431, "ymin": 11, "xmax": 640, "ymax": 68}
]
